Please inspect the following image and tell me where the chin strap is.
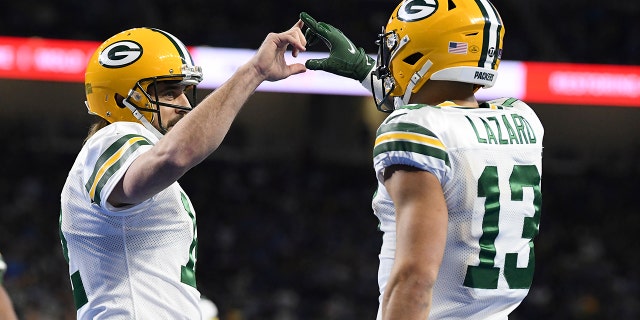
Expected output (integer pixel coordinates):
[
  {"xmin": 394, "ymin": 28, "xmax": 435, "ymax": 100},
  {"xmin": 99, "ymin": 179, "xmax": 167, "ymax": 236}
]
[
  {"xmin": 122, "ymin": 98, "xmax": 164, "ymax": 140},
  {"xmin": 401, "ymin": 60, "xmax": 433, "ymax": 106}
]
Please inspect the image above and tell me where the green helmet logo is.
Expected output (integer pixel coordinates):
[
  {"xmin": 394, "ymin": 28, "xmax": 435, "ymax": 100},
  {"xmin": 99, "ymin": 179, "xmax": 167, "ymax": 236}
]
[
  {"xmin": 99, "ymin": 40, "xmax": 143, "ymax": 68},
  {"xmin": 398, "ymin": 0, "xmax": 439, "ymax": 22}
]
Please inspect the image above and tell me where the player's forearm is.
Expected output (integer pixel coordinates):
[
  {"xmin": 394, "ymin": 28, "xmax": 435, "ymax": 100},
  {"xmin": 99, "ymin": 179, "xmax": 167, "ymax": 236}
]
[
  {"xmin": 382, "ymin": 280, "xmax": 433, "ymax": 320},
  {"xmin": 164, "ymin": 62, "xmax": 262, "ymax": 163},
  {"xmin": 382, "ymin": 260, "xmax": 437, "ymax": 320}
]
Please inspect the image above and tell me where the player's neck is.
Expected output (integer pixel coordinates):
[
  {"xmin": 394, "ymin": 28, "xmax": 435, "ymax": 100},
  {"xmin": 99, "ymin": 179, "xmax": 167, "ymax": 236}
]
[{"xmin": 411, "ymin": 80, "xmax": 478, "ymax": 108}]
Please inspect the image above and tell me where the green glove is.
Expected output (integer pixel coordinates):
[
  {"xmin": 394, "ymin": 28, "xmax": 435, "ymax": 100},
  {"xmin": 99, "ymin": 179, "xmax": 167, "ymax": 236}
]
[{"xmin": 300, "ymin": 12, "xmax": 375, "ymax": 82}]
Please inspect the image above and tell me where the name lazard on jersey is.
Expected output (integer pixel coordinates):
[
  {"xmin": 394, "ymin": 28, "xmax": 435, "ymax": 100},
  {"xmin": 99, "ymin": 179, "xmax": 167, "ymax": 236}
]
[{"xmin": 465, "ymin": 113, "xmax": 537, "ymax": 145}]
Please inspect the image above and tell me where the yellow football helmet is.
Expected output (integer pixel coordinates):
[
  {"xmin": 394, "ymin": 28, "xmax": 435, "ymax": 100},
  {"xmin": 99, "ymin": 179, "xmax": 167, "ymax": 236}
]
[
  {"xmin": 84, "ymin": 27, "xmax": 203, "ymax": 134},
  {"xmin": 373, "ymin": 0, "xmax": 505, "ymax": 111}
]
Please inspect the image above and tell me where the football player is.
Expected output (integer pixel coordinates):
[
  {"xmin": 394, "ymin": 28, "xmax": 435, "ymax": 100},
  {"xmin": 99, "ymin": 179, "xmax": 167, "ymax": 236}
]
[
  {"xmin": 59, "ymin": 23, "xmax": 306, "ymax": 318},
  {"xmin": 301, "ymin": 0, "xmax": 544, "ymax": 319}
]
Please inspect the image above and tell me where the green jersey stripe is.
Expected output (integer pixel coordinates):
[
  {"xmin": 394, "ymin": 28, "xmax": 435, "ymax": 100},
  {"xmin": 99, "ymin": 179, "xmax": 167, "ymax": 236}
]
[
  {"xmin": 85, "ymin": 134, "xmax": 151, "ymax": 204},
  {"xmin": 70, "ymin": 270, "xmax": 88, "ymax": 309},
  {"xmin": 59, "ymin": 209, "xmax": 69, "ymax": 263},
  {"xmin": 503, "ymin": 98, "xmax": 518, "ymax": 106},
  {"xmin": 373, "ymin": 140, "xmax": 450, "ymax": 167},
  {"xmin": 377, "ymin": 122, "xmax": 439, "ymax": 139},
  {"xmin": 91, "ymin": 139, "xmax": 152, "ymax": 205},
  {"xmin": 180, "ymin": 192, "xmax": 198, "ymax": 288},
  {"xmin": 85, "ymin": 134, "xmax": 150, "ymax": 193}
]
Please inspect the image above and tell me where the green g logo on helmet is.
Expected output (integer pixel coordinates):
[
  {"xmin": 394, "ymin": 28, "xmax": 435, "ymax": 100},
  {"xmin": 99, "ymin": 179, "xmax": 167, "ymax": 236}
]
[
  {"xmin": 398, "ymin": 0, "xmax": 439, "ymax": 22},
  {"xmin": 99, "ymin": 40, "xmax": 143, "ymax": 68}
]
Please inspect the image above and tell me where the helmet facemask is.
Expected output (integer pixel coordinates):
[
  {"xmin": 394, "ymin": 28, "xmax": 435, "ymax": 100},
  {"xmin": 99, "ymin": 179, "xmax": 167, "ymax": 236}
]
[
  {"xmin": 372, "ymin": 27, "xmax": 417, "ymax": 113},
  {"xmin": 372, "ymin": 27, "xmax": 399, "ymax": 113},
  {"xmin": 124, "ymin": 75, "xmax": 199, "ymax": 135}
]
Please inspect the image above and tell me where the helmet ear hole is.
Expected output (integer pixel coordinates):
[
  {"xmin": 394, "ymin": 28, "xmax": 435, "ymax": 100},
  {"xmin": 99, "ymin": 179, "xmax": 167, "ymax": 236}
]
[
  {"xmin": 114, "ymin": 94, "xmax": 126, "ymax": 109},
  {"xmin": 448, "ymin": 0, "xmax": 457, "ymax": 10},
  {"xmin": 403, "ymin": 53, "xmax": 423, "ymax": 65}
]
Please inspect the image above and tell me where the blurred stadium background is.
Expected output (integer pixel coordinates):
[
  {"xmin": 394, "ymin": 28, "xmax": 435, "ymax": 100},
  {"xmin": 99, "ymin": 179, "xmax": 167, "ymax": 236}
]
[{"xmin": 0, "ymin": 0, "xmax": 639, "ymax": 319}]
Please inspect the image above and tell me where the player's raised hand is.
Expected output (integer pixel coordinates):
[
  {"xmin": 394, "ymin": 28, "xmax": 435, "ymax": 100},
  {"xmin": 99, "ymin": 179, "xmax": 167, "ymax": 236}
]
[
  {"xmin": 250, "ymin": 20, "xmax": 307, "ymax": 82},
  {"xmin": 300, "ymin": 12, "xmax": 374, "ymax": 82}
]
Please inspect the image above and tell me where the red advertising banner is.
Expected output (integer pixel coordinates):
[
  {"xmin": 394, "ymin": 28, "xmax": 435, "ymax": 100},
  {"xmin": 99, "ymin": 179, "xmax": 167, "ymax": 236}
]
[
  {"xmin": 524, "ymin": 61, "xmax": 640, "ymax": 107},
  {"xmin": 0, "ymin": 36, "xmax": 98, "ymax": 82},
  {"xmin": 1, "ymin": 36, "xmax": 639, "ymax": 107}
]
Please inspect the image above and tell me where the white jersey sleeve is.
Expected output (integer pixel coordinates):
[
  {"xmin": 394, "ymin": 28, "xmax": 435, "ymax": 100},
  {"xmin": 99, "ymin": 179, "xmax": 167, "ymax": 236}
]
[
  {"xmin": 81, "ymin": 122, "xmax": 157, "ymax": 211},
  {"xmin": 372, "ymin": 98, "xmax": 544, "ymax": 320}
]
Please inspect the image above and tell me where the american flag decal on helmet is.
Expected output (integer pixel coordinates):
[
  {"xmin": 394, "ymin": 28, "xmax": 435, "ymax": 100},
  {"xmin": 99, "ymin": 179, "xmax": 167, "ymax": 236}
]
[{"xmin": 448, "ymin": 41, "xmax": 468, "ymax": 54}]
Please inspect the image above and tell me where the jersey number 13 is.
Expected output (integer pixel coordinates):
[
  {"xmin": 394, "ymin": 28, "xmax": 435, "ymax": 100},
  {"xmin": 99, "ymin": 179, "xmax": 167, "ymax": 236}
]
[{"xmin": 463, "ymin": 164, "xmax": 541, "ymax": 290}]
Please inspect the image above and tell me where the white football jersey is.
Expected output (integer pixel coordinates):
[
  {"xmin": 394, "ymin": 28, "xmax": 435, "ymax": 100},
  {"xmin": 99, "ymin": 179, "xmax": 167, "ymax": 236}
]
[
  {"xmin": 60, "ymin": 122, "xmax": 201, "ymax": 319},
  {"xmin": 373, "ymin": 98, "xmax": 544, "ymax": 320}
]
